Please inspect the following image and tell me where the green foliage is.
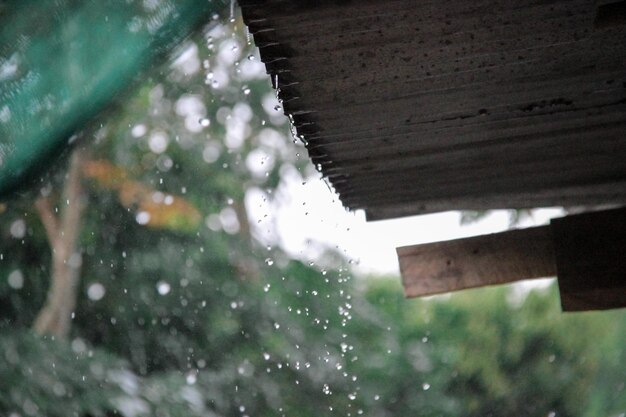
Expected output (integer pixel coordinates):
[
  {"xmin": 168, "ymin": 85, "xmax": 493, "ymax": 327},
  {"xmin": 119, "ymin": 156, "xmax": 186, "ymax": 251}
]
[{"xmin": 0, "ymin": 332, "xmax": 129, "ymax": 417}]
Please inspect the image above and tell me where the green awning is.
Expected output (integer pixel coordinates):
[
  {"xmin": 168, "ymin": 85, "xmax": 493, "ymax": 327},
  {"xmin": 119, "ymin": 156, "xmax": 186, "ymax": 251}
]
[{"xmin": 0, "ymin": 0, "xmax": 226, "ymax": 197}]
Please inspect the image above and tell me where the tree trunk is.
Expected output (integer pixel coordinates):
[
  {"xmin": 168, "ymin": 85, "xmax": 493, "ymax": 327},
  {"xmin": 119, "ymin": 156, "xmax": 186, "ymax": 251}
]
[{"xmin": 33, "ymin": 148, "xmax": 86, "ymax": 338}]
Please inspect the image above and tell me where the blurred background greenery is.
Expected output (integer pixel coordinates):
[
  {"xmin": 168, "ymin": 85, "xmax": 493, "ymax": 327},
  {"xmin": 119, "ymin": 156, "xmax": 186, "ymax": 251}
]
[{"xmin": 0, "ymin": 2, "xmax": 624, "ymax": 417}]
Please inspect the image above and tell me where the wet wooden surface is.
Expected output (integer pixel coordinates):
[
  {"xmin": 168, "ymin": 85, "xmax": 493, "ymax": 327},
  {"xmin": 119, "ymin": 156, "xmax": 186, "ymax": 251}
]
[
  {"xmin": 240, "ymin": 0, "xmax": 626, "ymax": 220},
  {"xmin": 397, "ymin": 226, "xmax": 556, "ymax": 297},
  {"xmin": 552, "ymin": 207, "xmax": 626, "ymax": 311}
]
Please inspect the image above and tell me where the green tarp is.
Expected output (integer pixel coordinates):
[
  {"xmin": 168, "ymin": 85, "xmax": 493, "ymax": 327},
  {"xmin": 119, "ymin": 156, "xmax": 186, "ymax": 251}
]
[{"xmin": 0, "ymin": 0, "xmax": 226, "ymax": 197}]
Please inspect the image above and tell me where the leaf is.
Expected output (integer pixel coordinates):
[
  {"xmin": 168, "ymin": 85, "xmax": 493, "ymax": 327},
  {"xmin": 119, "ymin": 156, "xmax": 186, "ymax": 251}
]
[{"xmin": 83, "ymin": 159, "xmax": 201, "ymax": 232}]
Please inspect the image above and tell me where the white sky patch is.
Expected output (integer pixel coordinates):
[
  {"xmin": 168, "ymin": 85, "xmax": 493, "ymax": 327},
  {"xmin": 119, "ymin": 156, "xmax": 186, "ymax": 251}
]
[{"xmin": 267, "ymin": 170, "xmax": 565, "ymax": 277}]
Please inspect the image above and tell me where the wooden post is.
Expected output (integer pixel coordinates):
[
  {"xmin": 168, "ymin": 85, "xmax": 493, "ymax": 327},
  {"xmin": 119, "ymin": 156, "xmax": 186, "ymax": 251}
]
[
  {"xmin": 397, "ymin": 226, "xmax": 557, "ymax": 297},
  {"xmin": 397, "ymin": 207, "xmax": 626, "ymax": 312},
  {"xmin": 551, "ymin": 207, "xmax": 626, "ymax": 311}
]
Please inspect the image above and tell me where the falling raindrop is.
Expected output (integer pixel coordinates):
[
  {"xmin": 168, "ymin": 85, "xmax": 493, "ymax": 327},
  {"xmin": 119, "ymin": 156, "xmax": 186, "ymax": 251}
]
[
  {"xmin": 9, "ymin": 219, "xmax": 26, "ymax": 239},
  {"xmin": 422, "ymin": 383, "xmax": 431, "ymax": 391},
  {"xmin": 7, "ymin": 270, "xmax": 23, "ymax": 289},
  {"xmin": 157, "ymin": 281, "xmax": 171, "ymax": 295},
  {"xmin": 136, "ymin": 211, "xmax": 151, "ymax": 225},
  {"xmin": 186, "ymin": 372, "xmax": 197, "ymax": 385},
  {"xmin": 87, "ymin": 282, "xmax": 106, "ymax": 301},
  {"xmin": 229, "ymin": 0, "xmax": 236, "ymax": 22}
]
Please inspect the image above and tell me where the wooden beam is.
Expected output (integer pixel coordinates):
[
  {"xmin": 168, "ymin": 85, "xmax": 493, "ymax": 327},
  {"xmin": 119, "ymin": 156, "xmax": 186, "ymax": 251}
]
[
  {"xmin": 397, "ymin": 226, "xmax": 557, "ymax": 298},
  {"xmin": 398, "ymin": 207, "xmax": 626, "ymax": 312}
]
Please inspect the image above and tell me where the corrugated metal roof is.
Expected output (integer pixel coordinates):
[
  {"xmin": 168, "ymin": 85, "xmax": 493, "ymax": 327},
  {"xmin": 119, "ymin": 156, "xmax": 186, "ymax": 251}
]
[{"xmin": 241, "ymin": 0, "xmax": 626, "ymax": 220}]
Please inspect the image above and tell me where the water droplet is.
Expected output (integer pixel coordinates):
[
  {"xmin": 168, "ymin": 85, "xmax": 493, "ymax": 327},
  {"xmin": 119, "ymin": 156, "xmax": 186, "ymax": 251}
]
[
  {"xmin": 422, "ymin": 383, "xmax": 431, "ymax": 391},
  {"xmin": 87, "ymin": 282, "xmax": 106, "ymax": 301},
  {"xmin": 7, "ymin": 270, "xmax": 23, "ymax": 289},
  {"xmin": 229, "ymin": 0, "xmax": 236, "ymax": 22},
  {"xmin": 265, "ymin": 258, "xmax": 274, "ymax": 266},
  {"xmin": 136, "ymin": 211, "xmax": 151, "ymax": 225},
  {"xmin": 274, "ymin": 104, "xmax": 282, "ymax": 111},
  {"xmin": 247, "ymin": 54, "xmax": 255, "ymax": 61},
  {"xmin": 186, "ymin": 372, "xmax": 197, "ymax": 385},
  {"xmin": 199, "ymin": 118, "xmax": 210, "ymax": 127},
  {"xmin": 157, "ymin": 281, "xmax": 171, "ymax": 295},
  {"xmin": 263, "ymin": 352, "xmax": 270, "ymax": 361},
  {"xmin": 263, "ymin": 284, "xmax": 271, "ymax": 292},
  {"xmin": 9, "ymin": 219, "xmax": 25, "ymax": 239}
]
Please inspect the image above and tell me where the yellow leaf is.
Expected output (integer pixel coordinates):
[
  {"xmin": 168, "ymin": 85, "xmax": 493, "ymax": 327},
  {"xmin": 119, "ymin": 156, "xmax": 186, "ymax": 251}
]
[{"xmin": 84, "ymin": 159, "xmax": 201, "ymax": 232}]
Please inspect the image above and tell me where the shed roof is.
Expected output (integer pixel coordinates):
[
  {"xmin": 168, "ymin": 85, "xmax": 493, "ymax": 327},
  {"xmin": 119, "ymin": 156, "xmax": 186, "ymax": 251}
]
[{"xmin": 241, "ymin": 0, "xmax": 626, "ymax": 220}]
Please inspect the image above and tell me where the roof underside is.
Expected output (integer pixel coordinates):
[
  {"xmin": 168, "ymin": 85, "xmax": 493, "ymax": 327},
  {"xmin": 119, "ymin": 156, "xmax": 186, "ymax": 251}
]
[{"xmin": 240, "ymin": 0, "xmax": 626, "ymax": 220}]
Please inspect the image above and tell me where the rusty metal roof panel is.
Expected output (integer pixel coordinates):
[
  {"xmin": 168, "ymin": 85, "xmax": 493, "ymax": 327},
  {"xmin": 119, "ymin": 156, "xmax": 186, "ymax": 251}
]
[{"xmin": 240, "ymin": 0, "xmax": 626, "ymax": 220}]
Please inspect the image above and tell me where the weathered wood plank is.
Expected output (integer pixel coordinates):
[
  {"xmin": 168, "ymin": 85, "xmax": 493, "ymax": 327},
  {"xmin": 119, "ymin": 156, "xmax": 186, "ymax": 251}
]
[
  {"xmin": 364, "ymin": 184, "xmax": 626, "ymax": 219},
  {"xmin": 397, "ymin": 226, "xmax": 556, "ymax": 297},
  {"xmin": 241, "ymin": 0, "xmax": 626, "ymax": 220},
  {"xmin": 551, "ymin": 207, "xmax": 626, "ymax": 311}
]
